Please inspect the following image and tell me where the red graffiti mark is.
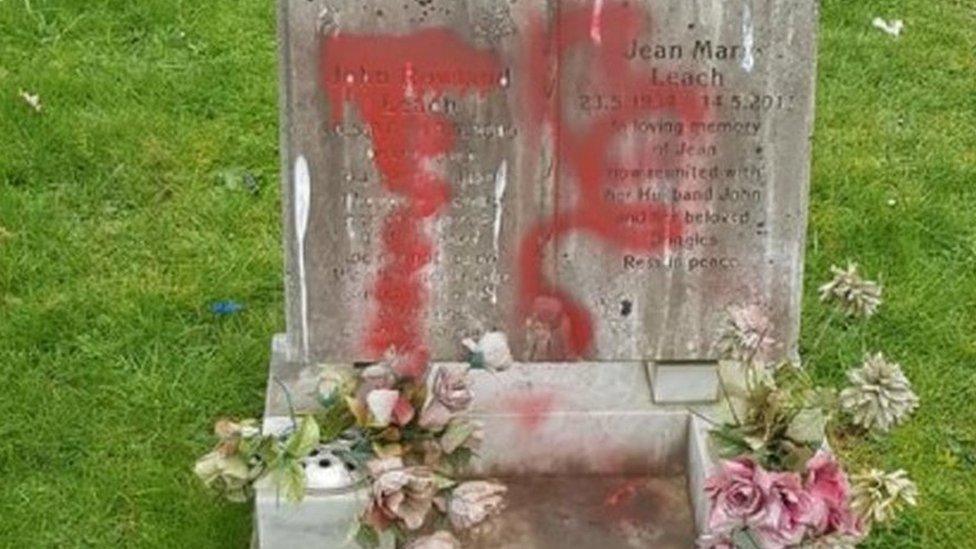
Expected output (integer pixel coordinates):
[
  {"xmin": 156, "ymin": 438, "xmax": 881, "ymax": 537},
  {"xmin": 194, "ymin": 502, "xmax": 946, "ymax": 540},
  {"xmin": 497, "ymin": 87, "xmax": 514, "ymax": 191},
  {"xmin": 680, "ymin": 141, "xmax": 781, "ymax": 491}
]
[
  {"xmin": 604, "ymin": 478, "xmax": 643, "ymax": 508},
  {"xmin": 320, "ymin": 2, "xmax": 709, "ymax": 367},
  {"xmin": 320, "ymin": 30, "xmax": 503, "ymax": 378},
  {"xmin": 518, "ymin": 2, "xmax": 709, "ymax": 358},
  {"xmin": 506, "ymin": 391, "xmax": 558, "ymax": 434}
]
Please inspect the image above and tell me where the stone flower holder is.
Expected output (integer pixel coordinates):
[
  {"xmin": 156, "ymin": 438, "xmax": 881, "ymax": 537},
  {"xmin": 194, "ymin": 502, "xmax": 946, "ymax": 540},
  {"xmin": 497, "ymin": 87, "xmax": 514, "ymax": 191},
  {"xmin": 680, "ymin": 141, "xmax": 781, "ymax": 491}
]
[{"xmin": 255, "ymin": 337, "xmax": 721, "ymax": 547}]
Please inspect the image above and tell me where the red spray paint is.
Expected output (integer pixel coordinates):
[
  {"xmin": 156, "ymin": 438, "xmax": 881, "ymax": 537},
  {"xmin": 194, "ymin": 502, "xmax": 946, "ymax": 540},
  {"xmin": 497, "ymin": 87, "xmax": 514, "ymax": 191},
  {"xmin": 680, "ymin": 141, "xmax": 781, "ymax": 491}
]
[
  {"xmin": 321, "ymin": 30, "xmax": 503, "ymax": 378},
  {"xmin": 320, "ymin": 2, "xmax": 709, "ymax": 369},
  {"xmin": 517, "ymin": 2, "xmax": 709, "ymax": 358},
  {"xmin": 505, "ymin": 391, "xmax": 559, "ymax": 434}
]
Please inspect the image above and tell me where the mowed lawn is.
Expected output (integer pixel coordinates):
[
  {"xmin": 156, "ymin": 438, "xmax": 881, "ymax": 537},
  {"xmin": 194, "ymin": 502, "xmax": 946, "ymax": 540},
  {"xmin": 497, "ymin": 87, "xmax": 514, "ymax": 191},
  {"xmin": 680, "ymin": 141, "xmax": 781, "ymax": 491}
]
[{"xmin": 1, "ymin": 1, "xmax": 973, "ymax": 547}]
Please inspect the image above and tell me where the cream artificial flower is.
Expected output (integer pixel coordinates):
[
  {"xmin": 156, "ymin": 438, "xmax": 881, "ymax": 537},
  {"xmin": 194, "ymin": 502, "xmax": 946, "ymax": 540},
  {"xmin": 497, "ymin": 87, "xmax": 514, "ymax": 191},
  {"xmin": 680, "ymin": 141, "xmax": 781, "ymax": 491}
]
[
  {"xmin": 818, "ymin": 263, "xmax": 883, "ymax": 318},
  {"xmin": 840, "ymin": 353, "xmax": 918, "ymax": 433},
  {"xmin": 193, "ymin": 451, "xmax": 252, "ymax": 502},
  {"xmin": 850, "ymin": 469, "xmax": 918, "ymax": 526}
]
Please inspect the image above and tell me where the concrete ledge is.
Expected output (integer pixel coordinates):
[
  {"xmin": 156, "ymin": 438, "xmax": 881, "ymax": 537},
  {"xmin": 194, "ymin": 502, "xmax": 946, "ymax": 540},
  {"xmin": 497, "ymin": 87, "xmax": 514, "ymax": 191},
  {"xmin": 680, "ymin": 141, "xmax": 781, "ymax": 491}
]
[{"xmin": 688, "ymin": 415, "xmax": 718, "ymax": 533}]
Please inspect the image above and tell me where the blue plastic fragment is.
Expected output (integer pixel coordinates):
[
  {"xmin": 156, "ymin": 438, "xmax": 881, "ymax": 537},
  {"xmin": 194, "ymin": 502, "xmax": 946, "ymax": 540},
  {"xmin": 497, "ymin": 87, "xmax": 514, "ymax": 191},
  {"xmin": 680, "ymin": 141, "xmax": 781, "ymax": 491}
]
[{"xmin": 210, "ymin": 300, "xmax": 244, "ymax": 315}]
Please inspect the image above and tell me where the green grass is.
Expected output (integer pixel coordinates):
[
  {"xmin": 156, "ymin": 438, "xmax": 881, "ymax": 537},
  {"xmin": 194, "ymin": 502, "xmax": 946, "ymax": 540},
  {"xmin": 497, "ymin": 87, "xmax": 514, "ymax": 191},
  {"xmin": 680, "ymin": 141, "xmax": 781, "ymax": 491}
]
[
  {"xmin": 1, "ymin": 0, "xmax": 974, "ymax": 547},
  {"xmin": 806, "ymin": 1, "xmax": 976, "ymax": 547}
]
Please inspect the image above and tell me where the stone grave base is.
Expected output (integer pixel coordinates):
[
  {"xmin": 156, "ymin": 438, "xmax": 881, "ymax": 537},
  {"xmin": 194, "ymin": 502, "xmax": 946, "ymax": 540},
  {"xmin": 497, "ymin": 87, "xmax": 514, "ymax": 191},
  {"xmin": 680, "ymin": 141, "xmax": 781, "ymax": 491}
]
[{"xmin": 254, "ymin": 336, "xmax": 720, "ymax": 548}]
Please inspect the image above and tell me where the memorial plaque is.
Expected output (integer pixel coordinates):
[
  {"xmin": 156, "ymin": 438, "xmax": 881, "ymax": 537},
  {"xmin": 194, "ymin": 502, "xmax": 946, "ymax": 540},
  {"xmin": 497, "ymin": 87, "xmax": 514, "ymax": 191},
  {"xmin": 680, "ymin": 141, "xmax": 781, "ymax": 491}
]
[
  {"xmin": 278, "ymin": 0, "xmax": 551, "ymax": 373},
  {"xmin": 277, "ymin": 0, "xmax": 817, "ymax": 365},
  {"xmin": 550, "ymin": 0, "xmax": 817, "ymax": 361}
]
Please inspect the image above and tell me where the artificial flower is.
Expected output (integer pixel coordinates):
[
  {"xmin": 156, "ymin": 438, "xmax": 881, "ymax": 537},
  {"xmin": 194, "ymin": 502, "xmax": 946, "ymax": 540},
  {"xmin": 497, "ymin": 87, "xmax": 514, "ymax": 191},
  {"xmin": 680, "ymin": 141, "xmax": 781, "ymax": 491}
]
[
  {"xmin": 360, "ymin": 363, "xmax": 397, "ymax": 393},
  {"xmin": 367, "ymin": 465, "xmax": 438, "ymax": 530},
  {"xmin": 193, "ymin": 450, "xmax": 252, "ymax": 502},
  {"xmin": 753, "ymin": 471, "xmax": 819, "ymax": 548},
  {"xmin": 366, "ymin": 389, "xmax": 400, "ymax": 427},
  {"xmin": 704, "ymin": 458, "xmax": 770, "ymax": 532},
  {"xmin": 849, "ymin": 468, "xmax": 918, "ymax": 526},
  {"xmin": 463, "ymin": 331, "xmax": 514, "ymax": 371},
  {"xmin": 840, "ymin": 353, "xmax": 918, "ymax": 433},
  {"xmin": 419, "ymin": 365, "xmax": 473, "ymax": 430},
  {"xmin": 404, "ymin": 531, "xmax": 461, "ymax": 549},
  {"xmin": 214, "ymin": 418, "xmax": 261, "ymax": 441},
  {"xmin": 718, "ymin": 304, "xmax": 776, "ymax": 362},
  {"xmin": 447, "ymin": 480, "xmax": 507, "ymax": 530},
  {"xmin": 432, "ymin": 364, "xmax": 473, "ymax": 411},
  {"xmin": 818, "ymin": 263, "xmax": 882, "ymax": 318},
  {"xmin": 317, "ymin": 364, "xmax": 355, "ymax": 405},
  {"xmin": 440, "ymin": 419, "xmax": 483, "ymax": 454},
  {"xmin": 804, "ymin": 451, "xmax": 861, "ymax": 538}
]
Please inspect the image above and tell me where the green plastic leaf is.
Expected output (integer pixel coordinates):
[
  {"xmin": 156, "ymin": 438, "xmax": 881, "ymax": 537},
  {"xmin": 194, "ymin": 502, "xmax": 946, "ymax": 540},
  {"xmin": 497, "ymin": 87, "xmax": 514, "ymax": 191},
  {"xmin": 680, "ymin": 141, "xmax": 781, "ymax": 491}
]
[
  {"xmin": 744, "ymin": 435, "xmax": 767, "ymax": 451},
  {"xmin": 388, "ymin": 523, "xmax": 407, "ymax": 544},
  {"xmin": 354, "ymin": 523, "xmax": 380, "ymax": 549},
  {"xmin": 781, "ymin": 444, "xmax": 816, "ymax": 473},
  {"xmin": 440, "ymin": 420, "xmax": 477, "ymax": 454},
  {"xmin": 786, "ymin": 408, "xmax": 826, "ymax": 445},
  {"xmin": 709, "ymin": 426, "xmax": 753, "ymax": 458},
  {"xmin": 285, "ymin": 416, "xmax": 320, "ymax": 458},
  {"xmin": 316, "ymin": 402, "xmax": 355, "ymax": 444},
  {"xmin": 432, "ymin": 473, "xmax": 457, "ymax": 491},
  {"xmin": 275, "ymin": 460, "xmax": 307, "ymax": 503},
  {"xmin": 442, "ymin": 446, "xmax": 475, "ymax": 473},
  {"xmin": 731, "ymin": 528, "xmax": 763, "ymax": 549}
]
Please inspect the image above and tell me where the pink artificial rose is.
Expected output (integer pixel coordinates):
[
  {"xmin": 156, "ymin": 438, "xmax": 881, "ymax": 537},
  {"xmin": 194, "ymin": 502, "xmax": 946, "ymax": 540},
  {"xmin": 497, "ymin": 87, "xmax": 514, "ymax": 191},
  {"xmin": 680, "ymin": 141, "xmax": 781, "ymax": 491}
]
[
  {"xmin": 804, "ymin": 451, "xmax": 863, "ymax": 539},
  {"xmin": 418, "ymin": 401, "xmax": 453, "ymax": 431},
  {"xmin": 418, "ymin": 365, "xmax": 472, "ymax": 430},
  {"xmin": 753, "ymin": 471, "xmax": 819, "ymax": 549},
  {"xmin": 704, "ymin": 458, "xmax": 769, "ymax": 532},
  {"xmin": 366, "ymin": 465, "xmax": 438, "ymax": 531},
  {"xmin": 432, "ymin": 364, "xmax": 473, "ymax": 412}
]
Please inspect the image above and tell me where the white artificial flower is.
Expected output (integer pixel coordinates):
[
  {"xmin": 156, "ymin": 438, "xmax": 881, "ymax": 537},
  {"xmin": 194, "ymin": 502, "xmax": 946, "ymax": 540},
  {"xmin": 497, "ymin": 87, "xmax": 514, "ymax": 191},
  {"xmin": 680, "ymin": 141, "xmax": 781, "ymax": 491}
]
[{"xmin": 463, "ymin": 331, "xmax": 513, "ymax": 371}]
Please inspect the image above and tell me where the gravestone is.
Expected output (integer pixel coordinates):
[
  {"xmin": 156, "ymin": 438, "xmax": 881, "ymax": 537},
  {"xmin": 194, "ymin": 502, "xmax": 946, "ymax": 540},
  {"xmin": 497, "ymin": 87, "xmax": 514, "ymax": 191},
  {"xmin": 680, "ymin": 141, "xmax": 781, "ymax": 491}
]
[
  {"xmin": 277, "ymin": 0, "xmax": 816, "ymax": 371},
  {"xmin": 260, "ymin": 0, "xmax": 818, "ymax": 546}
]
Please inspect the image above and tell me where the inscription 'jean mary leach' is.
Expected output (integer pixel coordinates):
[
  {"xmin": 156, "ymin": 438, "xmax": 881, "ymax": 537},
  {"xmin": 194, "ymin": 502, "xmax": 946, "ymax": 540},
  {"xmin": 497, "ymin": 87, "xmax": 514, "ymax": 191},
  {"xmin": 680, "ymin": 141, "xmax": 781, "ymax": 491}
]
[{"xmin": 624, "ymin": 39, "xmax": 748, "ymax": 61}]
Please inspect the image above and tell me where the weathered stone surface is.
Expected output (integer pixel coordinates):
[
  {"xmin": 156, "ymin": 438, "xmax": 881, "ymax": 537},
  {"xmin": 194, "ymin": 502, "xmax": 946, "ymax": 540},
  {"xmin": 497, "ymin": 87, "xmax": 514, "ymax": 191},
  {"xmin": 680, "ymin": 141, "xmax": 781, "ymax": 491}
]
[{"xmin": 278, "ymin": 0, "xmax": 817, "ymax": 365}]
